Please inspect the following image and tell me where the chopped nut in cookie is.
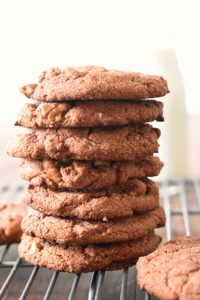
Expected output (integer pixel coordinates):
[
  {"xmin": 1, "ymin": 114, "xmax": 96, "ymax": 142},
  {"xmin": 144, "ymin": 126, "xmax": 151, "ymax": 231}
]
[
  {"xmin": 19, "ymin": 84, "xmax": 37, "ymax": 98},
  {"xmin": 29, "ymin": 240, "xmax": 42, "ymax": 254}
]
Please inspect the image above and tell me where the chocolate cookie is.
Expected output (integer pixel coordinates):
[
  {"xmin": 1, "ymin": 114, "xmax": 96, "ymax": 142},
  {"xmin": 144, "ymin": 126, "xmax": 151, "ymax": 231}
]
[
  {"xmin": 21, "ymin": 207, "xmax": 165, "ymax": 244},
  {"xmin": 24, "ymin": 178, "xmax": 159, "ymax": 220},
  {"xmin": 16, "ymin": 100, "xmax": 164, "ymax": 128},
  {"xmin": 137, "ymin": 237, "xmax": 200, "ymax": 300},
  {"xmin": 20, "ymin": 156, "xmax": 163, "ymax": 191},
  {"xmin": 0, "ymin": 202, "xmax": 27, "ymax": 245},
  {"xmin": 7, "ymin": 125, "xmax": 160, "ymax": 161},
  {"xmin": 19, "ymin": 232, "xmax": 161, "ymax": 273},
  {"xmin": 19, "ymin": 66, "xmax": 169, "ymax": 101}
]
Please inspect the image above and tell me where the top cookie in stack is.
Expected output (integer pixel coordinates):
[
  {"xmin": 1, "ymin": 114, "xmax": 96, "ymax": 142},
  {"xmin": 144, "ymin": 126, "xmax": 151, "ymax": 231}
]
[{"xmin": 7, "ymin": 66, "xmax": 168, "ymax": 273}]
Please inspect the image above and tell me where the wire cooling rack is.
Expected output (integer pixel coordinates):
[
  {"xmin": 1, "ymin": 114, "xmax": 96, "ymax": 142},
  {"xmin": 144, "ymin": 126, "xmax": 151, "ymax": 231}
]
[{"xmin": 0, "ymin": 178, "xmax": 200, "ymax": 300}]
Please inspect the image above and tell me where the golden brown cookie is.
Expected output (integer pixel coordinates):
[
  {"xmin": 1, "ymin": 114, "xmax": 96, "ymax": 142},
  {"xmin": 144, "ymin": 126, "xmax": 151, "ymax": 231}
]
[
  {"xmin": 7, "ymin": 125, "xmax": 160, "ymax": 161},
  {"xmin": 0, "ymin": 202, "xmax": 27, "ymax": 245},
  {"xmin": 16, "ymin": 100, "xmax": 164, "ymax": 128},
  {"xmin": 19, "ymin": 66, "xmax": 169, "ymax": 101},
  {"xmin": 21, "ymin": 207, "xmax": 165, "ymax": 244},
  {"xmin": 24, "ymin": 178, "xmax": 159, "ymax": 220},
  {"xmin": 19, "ymin": 232, "xmax": 161, "ymax": 273},
  {"xmin": 137, "ymin": 237, "xmax": 200, "ymax": 300},
  {"xmin": 19, "ymin": 157, "xmax": 163, "ymax": 191}
]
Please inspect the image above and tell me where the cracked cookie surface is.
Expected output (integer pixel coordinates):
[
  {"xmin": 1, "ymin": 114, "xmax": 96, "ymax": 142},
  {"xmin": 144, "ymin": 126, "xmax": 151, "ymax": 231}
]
[
  {"xmin": 19, "ymin": 156, "xmax": 163, "ymax": 191},
  {"xmin": 7, "ymin": 125, "xmax": 160, "ymax": 161},
  {"xmin": 24, "ymin": 178, "xmax": 159, "ymax": 220},
  {"xmin": 137, "ymin": 237, "xmax": 200, "ymax": 300},
  {"xmin": 19, "ymin": 232, "xmax": 161, "ymax": 273},
  {"xmin": 19, "ymin": 66, "xmax": 169, "ymax": 101},
  {"xmin": 0, "ymin": 202, "xmax": 27, "ymax": 245},
  {"xmin": 16, "ymin": 100, "xmax": 164, "ymax": 128},
  {"xmin": 21, "ymin": 207, "xmax": 165, "ymax": 244}
]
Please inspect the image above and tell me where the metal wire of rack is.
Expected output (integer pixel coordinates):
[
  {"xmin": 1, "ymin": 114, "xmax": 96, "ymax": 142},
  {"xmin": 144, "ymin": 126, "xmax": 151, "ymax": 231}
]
[{"xmin": 0, "ymin": 178, "xmax": 200, "ymax": 300}]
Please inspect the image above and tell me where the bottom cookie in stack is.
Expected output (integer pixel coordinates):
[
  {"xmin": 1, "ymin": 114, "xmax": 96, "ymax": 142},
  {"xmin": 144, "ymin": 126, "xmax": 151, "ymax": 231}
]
[
  {"xmin": 19, "ymin": 232, "xmax": 161, "ymax": 273},
  {"xmin": 18, "ymin": 206, "xmax": 165, "ymax": 272}
]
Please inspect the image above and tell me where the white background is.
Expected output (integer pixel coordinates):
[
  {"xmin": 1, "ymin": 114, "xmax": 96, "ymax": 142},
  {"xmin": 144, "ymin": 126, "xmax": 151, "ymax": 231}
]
[{"xmin": 0, "ymin": 0, "xmax": 200, "ymax": 181}]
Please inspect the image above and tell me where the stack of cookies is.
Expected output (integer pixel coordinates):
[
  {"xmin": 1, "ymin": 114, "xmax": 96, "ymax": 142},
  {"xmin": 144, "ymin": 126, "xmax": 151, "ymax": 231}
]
[{"xmin": 7, "ymin": 66, "xmax": 168, "ymax": 273}]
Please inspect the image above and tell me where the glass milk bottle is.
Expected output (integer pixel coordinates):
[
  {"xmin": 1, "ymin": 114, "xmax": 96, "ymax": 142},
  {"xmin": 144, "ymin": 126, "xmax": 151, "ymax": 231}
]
[{"xmin": 156, "ymin": 48, "xmax": 187, "ymax": 179}]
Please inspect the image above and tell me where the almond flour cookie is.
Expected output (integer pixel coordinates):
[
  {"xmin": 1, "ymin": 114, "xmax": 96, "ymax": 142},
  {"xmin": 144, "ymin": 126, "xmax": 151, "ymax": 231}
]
[
  {"xmin": 137, "ymin": 237, "xmax": 200, "ymax": 300},
  {"xmin": 0, "ymin": 202, "xmax": 27, "ymax": 245},
  {"xmin": 16, "ymin": 100, "xmax": 164, "ymax": 128},
  {"xmin": 21, "ymin": 207, "xmax": 165, "ymax": 245},
  {"xmin": 19, "ymin": 232, "xmax": 161, "ymax": 273},
  {"xmin": 24, "ymin": 179, "xmax": 159, "ymax": 220},
  {"xmin": 19, "ymin": 156, "xmax": 163, "ymax": 191},
  {"xmin": 7, "ymin": 125, "xmax": 160, "ymax": 161},
  {"xmin": 19, "ymin": 66, "xmax": 169, "ymax": 101}
]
